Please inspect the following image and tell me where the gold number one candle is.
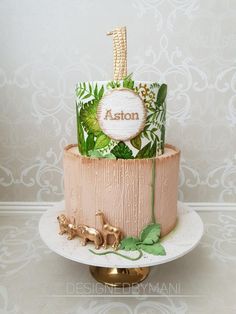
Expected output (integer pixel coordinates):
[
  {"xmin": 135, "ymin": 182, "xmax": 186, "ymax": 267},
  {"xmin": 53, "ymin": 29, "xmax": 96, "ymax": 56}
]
[
  {"xmin": 98, "ymin": 27, "xmax": 146, "ymax": 142},
  {"xmin": 107, "ymin": 27, "xmax": 127, "ymax": 80}
]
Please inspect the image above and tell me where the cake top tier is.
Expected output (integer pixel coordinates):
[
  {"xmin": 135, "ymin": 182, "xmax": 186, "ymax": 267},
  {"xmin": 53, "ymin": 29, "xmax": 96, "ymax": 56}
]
[{"xmin": 75, "ymin": 28, "xmax": 167, "ymax": 159}]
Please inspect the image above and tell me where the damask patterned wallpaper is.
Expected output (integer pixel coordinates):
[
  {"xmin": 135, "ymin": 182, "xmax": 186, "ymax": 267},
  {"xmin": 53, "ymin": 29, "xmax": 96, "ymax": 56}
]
[{"xmin": 0, "ymin": 0, "xmax": 235, "ymax": 202}]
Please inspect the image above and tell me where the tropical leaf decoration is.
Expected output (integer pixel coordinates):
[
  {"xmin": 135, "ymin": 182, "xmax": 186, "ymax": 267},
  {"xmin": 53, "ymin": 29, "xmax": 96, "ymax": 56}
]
[
  {"xmin": 76, "ymin": 82, "xmax": 89, "ymax": 99},
  {"xmin": 123, "ymin": 73, "xmax": 134, "ymax": 89},
  {"xmin": 80, "ymin": 84, "xmax": 104, "ymax": 135},
  {"xmin": 119, "ymin": 237, "xmax": 140, "ymax": 251},
  {"xmin": 135, "ymin": 142, "xmax": 151, "ymax": 159},
  {"xmin": 88, "ymin": 149, "xmax": 116, "ymax": 159},
  {"xmin": 138, "ymin": 83, "xmax": 167, "ymax": 156},
  {"xmin": 155, "ymin": 83, "xmax": 167, "ymax": 108},
  {"xmin": 76, "ymin": 83, "xmax": 111, "ymax": 154},
  {"xmin": 111, "ymin": 141, "xmax": 134, "ymax": 159},
  {"xmin": 107, "ymin": 80, "xmax": 121, "ymax": 89},
  {"xmin": 94, "ymin": 134, "xmax": 111, "ymax": 149},
  {"xmin": 76, "ymin": 103, "xmax": 86, "ymax": 155},
  {"xmin": 85, "ymin": 133, "xmax": 95, "ymax": 153},
  {"xmin": 80, "ymin": 100, "xmax": 101, "ymax": 136},
  {"xmin": 135, "ymin": 141, "xmax": 157, "ymax": 159},
  {"xmin": 76, "ymin": 82, "xmax": 104, "ymax": 102},
  {"xmin": 119, "ymin": 222, "xmax": 166, "ymax": 256},
  {"xmin": 160, "ymin": 105, "xmax": 166, "ymax": 153},
  {"xmin": 75, "ymin": 77, "xmax": 167, "ymax": 159},
  {"xmin": 140, "ymin": 223, "xmax": 161, "ymax": 244},
  {"xmin": 130, "ymin": 134, "xmax": 142, "ymax": 150}
]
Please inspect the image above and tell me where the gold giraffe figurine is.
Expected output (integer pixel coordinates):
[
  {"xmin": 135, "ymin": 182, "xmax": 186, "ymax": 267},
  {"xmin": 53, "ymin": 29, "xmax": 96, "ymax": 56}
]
[
  {"xmin": 107, "ymin": 26, "xmax": 127, "ymax": 80},
  {"xmin": 57, "ymin": 214, "xmax": 70, "ymax": 235},
  {"xmin": 95, "ymin": 210, "xmax": 122, "ymax": 250},
  {"xmin": 77, "ymin": 225, "xmax": 103, "ymax": 250}
]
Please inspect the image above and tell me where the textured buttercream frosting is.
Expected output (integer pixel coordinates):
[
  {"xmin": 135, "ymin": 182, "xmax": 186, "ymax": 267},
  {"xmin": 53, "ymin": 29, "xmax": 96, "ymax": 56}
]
[{"xmin": 63, "ymin": 144, "xmax": 180, "ymax": 240}]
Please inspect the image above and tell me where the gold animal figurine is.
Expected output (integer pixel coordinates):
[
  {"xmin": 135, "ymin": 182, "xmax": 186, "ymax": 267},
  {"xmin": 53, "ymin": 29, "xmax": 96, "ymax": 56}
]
[
  {"xmin": 96, "ymin": 210, "xmax": 122, "ymax": 250},
  {"xmin": 77, "ymin": 225, "xmax": 103, "ymax": 249},
  {"xmin": 67, "ymin": 219, "xmax": 78, "ymax": 240},
  {"xmin": 57, "ymin": 214, "xmax": 70, "ymax": 235},
  {"xmin": 57, "ymin": 215, "xmax": 78, "ymax": 240}
]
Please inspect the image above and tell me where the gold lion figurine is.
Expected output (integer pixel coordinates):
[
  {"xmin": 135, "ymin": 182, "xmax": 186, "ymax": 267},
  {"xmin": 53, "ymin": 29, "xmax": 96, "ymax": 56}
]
[
  {"xmin": 57, "ymin": 215, "xmax": 78, "ymax": 240},
  {"xmin": 57, "ymin": 214, "xmax": 69, "ymax": 235}
]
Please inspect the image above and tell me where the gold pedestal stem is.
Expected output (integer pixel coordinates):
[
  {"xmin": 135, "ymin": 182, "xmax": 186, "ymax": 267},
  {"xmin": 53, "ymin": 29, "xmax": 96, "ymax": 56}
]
[{"xmin": 89, "ymin": 266, "xmax": 150, "ymax": 287}]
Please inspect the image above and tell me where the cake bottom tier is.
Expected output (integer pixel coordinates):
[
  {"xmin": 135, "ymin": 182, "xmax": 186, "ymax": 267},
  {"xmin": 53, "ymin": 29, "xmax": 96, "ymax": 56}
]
[{"xmin": 64, "ymin": 144, "xmax": 180, "ymax": 240}]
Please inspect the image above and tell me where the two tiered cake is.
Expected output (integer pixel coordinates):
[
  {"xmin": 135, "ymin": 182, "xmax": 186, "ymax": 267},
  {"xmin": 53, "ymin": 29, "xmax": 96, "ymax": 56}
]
[{"xmin": 61, "ymin": 27, "xmax": 180, "ymax": 255}]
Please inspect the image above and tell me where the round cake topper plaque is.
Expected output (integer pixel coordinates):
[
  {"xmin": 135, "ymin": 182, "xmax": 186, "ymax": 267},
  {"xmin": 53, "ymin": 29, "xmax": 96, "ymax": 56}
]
[{"xmin": 97, "ymin": 88, "xmax": 147, "ymax": 141}]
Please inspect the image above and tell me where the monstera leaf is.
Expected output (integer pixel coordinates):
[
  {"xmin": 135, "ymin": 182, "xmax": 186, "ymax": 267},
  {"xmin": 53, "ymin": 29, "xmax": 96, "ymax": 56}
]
[
  {"xmin": 80, "ymin": 100, "xmax": 102, "ymax": 135},
  {"xmin": 111, "ymin": 142, "xmax": 134, "ymax": 159}
]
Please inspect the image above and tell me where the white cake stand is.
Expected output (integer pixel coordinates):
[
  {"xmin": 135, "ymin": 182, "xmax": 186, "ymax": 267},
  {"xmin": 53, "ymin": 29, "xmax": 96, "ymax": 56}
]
[{"xmin": 39, "ymin": 202, "xmax": 203, "ymax": 286}]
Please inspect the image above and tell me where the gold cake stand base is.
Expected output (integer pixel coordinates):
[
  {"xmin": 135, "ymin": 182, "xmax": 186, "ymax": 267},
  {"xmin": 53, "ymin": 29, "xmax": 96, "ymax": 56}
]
[{"xmin": 89, "ymin": 266, "xmax": 150, "ymax": 287}]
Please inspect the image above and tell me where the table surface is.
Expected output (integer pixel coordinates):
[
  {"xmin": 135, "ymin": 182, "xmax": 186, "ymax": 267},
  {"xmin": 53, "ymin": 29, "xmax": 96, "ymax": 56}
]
[{"xmin": 0, "ymin": 208, "xmax": 235, "ymax": 314}]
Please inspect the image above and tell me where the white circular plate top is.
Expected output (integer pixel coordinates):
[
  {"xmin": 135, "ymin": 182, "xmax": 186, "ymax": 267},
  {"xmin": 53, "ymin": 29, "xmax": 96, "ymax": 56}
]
[
  {"xmin": 97, "ymin": 88, "xmax": 146, "ymax": 141},
  {"xmin": 39, "ymin": 202, "xmax": 204, "ymax": 268}
]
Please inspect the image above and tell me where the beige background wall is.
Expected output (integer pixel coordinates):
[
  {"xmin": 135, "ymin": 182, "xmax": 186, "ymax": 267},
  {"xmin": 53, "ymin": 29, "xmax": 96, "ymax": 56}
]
[{"xmin": 0, "ymin": 0, "xmax": 235, "ymax": 202}]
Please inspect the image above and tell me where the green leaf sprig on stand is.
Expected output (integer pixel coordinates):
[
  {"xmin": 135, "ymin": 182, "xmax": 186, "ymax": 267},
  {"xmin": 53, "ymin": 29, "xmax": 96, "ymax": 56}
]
[
  {"xmin": 119, "ymin": 223, "xmax": 166, "ymax": 256},
  {"xmin": 89, "ymin": 222, "xmax": 165, "ymax": 261}
]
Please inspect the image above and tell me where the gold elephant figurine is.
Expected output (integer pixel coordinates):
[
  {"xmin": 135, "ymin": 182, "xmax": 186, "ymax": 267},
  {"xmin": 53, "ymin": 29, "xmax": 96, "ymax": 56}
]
[
  {"xmin": 77, "ymin": 224, "xmax": 103, "ymax": 249},
  {"xmin": 57, "ymin": 214, "xmax": 70, "ymax": 235}
]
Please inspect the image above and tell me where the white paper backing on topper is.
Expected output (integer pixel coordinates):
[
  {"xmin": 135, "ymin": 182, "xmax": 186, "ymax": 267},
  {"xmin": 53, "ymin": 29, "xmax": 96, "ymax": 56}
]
[{"xmin": 97, "ymin": 88, "xmax": 146, "ymax": 141}]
